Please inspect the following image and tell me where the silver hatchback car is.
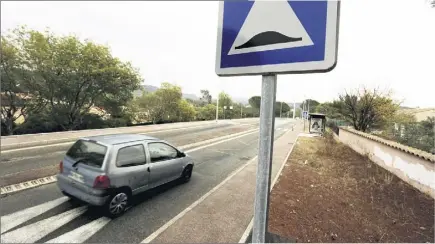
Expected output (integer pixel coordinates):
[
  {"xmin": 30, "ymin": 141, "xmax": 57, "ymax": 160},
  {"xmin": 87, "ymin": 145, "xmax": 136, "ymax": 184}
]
[{"xmin": 57, "ymin": 134, "xmax": 194, "ymax": 217}]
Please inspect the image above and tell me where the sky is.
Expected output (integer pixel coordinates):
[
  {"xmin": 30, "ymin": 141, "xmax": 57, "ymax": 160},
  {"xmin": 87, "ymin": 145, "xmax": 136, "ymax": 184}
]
[{"xmin": 1, "ymin": 0, "xmax": 434, "ymax": 107}]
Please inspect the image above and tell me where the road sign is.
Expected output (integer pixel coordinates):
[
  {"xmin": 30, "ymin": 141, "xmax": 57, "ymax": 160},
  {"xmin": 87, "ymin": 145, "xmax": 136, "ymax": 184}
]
[{"xmin": 215, "ymin": 0, "xmax": 340, "ymax": 76}]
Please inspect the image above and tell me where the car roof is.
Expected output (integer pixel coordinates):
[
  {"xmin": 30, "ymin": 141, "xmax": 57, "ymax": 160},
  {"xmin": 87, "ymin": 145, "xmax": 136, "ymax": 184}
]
[{"xmin": 81, "ymin": 133, "xmax": 160, "ymax": 145}]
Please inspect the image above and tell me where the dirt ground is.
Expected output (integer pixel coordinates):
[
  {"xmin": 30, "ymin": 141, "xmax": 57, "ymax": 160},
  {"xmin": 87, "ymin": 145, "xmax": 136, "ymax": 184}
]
[{"xmin": 268, "ymin": 133, "xmax": 434, "ymax": 243}]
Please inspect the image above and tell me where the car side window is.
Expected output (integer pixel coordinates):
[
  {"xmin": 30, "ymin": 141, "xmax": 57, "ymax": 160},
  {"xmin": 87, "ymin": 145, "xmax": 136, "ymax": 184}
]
[
  {"xmin": 148, "ymin": 142, "xmax": 178, "ymax": 163},
  {"xmin": 116, "ymin": 144, "xmax": 147, "ymax": 167}
]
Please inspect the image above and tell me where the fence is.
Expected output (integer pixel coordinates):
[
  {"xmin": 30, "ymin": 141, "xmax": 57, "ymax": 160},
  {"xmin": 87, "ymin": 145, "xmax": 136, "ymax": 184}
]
[
  {"xmin": 326, "ymin": 119, "xmax": 350, "ymax": 135},
  {"xmin": 376, "ymin": 120, "xmax": 435, "ymax": 154}
]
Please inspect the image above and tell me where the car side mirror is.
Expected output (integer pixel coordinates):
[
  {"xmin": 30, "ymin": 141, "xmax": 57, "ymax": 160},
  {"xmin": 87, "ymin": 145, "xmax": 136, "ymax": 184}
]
[{"xmin": 178, "ymin": 151, "xmax": 186, "ymax": 157}]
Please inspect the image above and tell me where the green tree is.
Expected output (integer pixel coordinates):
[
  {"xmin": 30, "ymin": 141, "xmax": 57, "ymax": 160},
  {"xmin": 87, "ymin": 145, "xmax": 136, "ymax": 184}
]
[
  {"xmin": 8, "ymin": 26, "xmax": 142, "ymax": 130},
  {"xmin": 248, "ymin": 96, "xmax": 261, "ymax": 110},
  {"xmin": 334, "ymin": 88, "xmax": 399, "ymax": 132},
  {"xmin": 316, "ymin": 102, "xmax": 343, "ymax": 119},
  {"xmin": 275, "ymin": 101, "xmax": 291, "ymax": 117},
  {"xmin": 135, "ymin": 82, "xmax": 184, "ymax": 123},
  {"xmin": 155, "ymin": 82, "xmax": 183, "ymax": 121},
  {"xmin": 300, "ymin": 99, "xmax": 320, "ymax": 113},
  {"xmin": 219, "ymin": 92, "xmax": 233, "ymax": 108},
  {"xmin": 197, "ymin": 104, "xmax": 217, "ymax": 120},
  {"xmin": 248, "ymin": 96, "xmax": 261, "ymax": 117},
  {"xmin": 0, "ymin": 31, "xmax": 45, "ymax": 135},
  {"xmin": 176, "ymin": 99, "xmax": 196, "ymax": 122},
  {"xmin": 200, "ymin": 90, "xmax": 212, "ymax": 105}
]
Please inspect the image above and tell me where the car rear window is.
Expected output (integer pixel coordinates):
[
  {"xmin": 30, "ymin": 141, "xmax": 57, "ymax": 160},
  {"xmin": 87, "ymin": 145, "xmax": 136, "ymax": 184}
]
[{"xmin": 66, "ymin": 140, "xmax": 108, "ymax": 168}]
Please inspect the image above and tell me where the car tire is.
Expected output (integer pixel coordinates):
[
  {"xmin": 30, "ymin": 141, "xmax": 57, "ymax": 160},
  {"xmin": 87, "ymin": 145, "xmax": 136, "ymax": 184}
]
[
  {"xmin": 105, "ymin": 190, "xmax": 130, "ymax": 218},
  {"xmin": 180, "ymin": 166, "xmax": 193, "ymax": 183}
]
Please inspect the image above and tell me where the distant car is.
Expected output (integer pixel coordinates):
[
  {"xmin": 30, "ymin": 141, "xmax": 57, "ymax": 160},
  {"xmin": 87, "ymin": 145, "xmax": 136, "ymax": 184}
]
[{"xmin": 57, "ymin": 134, "xmax": 194, "ymax": 217}]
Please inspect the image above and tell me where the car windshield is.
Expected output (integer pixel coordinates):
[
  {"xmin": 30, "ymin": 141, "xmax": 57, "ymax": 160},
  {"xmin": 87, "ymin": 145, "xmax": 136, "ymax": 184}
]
[{"xmin": 66, "ymin": 140, "xmax": 107, "ymax": 168}]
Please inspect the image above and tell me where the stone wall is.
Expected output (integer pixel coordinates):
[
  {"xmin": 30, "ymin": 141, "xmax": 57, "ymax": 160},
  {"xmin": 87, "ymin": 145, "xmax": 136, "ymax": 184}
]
[{"xmin": 337, "ymin": 127, "xmax": 435, "ymax": 199}]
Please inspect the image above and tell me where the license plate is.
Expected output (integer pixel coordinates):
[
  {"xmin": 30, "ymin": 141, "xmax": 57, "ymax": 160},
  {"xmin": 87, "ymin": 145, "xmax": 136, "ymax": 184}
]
[{"xmin": 68, "ymin": 171, "xmax": 84, "ymax": 183}]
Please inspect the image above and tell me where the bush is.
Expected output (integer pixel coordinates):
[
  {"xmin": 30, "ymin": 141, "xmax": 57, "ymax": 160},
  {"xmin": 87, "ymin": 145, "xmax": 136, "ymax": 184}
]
[
  {"xmin": 14, "ymin": 113, "xmax": 63, "ymax": 134},
  {"xmin": 105, "ymin": 117, "xmax": 129, "ymax": 128}
]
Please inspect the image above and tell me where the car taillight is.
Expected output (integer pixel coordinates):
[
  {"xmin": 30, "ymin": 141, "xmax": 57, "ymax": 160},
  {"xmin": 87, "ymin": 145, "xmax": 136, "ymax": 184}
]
[
  {"xmin": 93, "ymin": 175, "xmax": 110, "ymax": 189},
  {"xmin": 59, "ymin": 161, "xmax": 63, "ymax": 173}
]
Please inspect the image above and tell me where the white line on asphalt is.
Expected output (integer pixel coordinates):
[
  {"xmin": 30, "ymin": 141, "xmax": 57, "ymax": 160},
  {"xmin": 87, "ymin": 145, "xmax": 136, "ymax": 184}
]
[
  {"xmin": 185, "ymin": 130, "xmax": 258, "ymax": 154},
  {"xmin": 45, "ymin": 216, "xmax": 111, "ymax": 243},
  {"xmin": 1, "ymin": 206, "xmax": 87, "ymax": 243},
  {"xmin": 2, "ymin": 142, "xmax": 75, "ymax": 154},
  {"xmin": 141, "ymin": 156, "xmax": 259, "ymax": 243},
  {"xmin": 238, "ymin": 131, "xmax": 300, "ymax": 244},
  {"xmin": 238, "ymin": 218, "xmax": 254, "ymax": 243},
  {"xmin": 0, "ymin": 196, "xmax": 69, "ymax": 234},
  {"xmin": 0, "ymin": 151, "xmax": 66, "ymax": 164},
  {"xmin": 1, "ymin": 123, "xmax": 220, "ymax": 153}
]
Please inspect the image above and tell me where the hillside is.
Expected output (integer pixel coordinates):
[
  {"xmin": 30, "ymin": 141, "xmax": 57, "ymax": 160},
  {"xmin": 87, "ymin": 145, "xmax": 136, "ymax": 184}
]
[
  {"xmin": 399, "ymin": 107, "xmax": 435, "ymax": 121},
  {"xmin": 133, "ymin": 85, "xmax": 200, "ymax": 101}
]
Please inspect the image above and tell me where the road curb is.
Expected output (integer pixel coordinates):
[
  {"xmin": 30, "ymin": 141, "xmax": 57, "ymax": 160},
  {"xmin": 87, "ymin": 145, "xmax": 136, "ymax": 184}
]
[
  {"xmin": 1, "ymin": 175, "xmax": 57, "ymax": 196},
  {"xmin": 238, "ymin": 133, "xmax": 301, "ymax": 243}
]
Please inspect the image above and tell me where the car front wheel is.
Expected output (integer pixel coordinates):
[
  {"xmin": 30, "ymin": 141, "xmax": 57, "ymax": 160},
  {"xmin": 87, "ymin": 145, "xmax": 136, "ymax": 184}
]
[{"xmin": 180, "ymin": 166, "xmax": 193, "ymax": 183}]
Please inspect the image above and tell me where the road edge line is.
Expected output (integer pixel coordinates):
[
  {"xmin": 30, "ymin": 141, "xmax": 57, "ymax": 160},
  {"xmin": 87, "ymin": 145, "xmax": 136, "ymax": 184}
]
[
  {"xmin": 238, "ymin": 133, "xmax": 301, "ymax": 243},
  {"xmin": 141, "ymin": 156, "xmax": 259, "ymax": 243}
]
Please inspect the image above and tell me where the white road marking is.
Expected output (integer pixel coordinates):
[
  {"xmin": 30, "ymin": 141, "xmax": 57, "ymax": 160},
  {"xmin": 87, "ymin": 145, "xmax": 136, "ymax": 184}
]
[
  {"xmin": 141, "ymin": 156, "xmax": 258, "ymax": 243},
  {"xmin": 185, "ymin": 130, "xmax": 258, "ymax": 154},
  {"xmin": 238, "ymin": 217, "xmax": 254, "ymax": 243},
  {"xmin": 46, "ymin": 217, "xmax": 110, "ymax": 243},
  {"xmin": 238, "ymin": 130, "xmax": 299, "ymax": 243},
  {"xmin": 2, "ymin": 123, "xmax": 219, "ymax": 153},
  {"xmin": 1, "ymin": 197, "xmax": 69, "ymax": 234},
  {"xmin": 1, "ymin": 206, "xmax": 87, "ymax": 243},
  {"xmin": 236, "ymin": 139, "xmax": 249, "ymax": 146}
]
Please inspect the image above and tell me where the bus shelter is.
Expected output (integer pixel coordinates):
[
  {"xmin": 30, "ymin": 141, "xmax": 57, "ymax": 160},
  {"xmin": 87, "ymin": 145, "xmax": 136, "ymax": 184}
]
[{"xmin": 308, "ymin": 113, "xmax": 326, "ymax": 134}]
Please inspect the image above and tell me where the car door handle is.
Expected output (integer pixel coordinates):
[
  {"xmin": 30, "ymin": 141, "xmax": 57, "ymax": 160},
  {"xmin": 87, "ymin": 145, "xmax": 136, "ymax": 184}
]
[{"xmin": 147, "ymin": 167, "xmax": 150, "ymax": 172}]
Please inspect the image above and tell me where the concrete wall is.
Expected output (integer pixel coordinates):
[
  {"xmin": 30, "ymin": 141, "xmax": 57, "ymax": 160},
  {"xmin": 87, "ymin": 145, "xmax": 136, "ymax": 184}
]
[{"xmin": 337, "ymin": 127, "xmax": 435, "ymax": 199}]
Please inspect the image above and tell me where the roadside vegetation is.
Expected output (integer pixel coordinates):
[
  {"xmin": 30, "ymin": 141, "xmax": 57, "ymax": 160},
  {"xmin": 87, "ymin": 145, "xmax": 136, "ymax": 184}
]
[
  {"xmin": 269, "ymin": 134, "xmax": 434, "ymax": 242},
  {"xmin": 0, "ymin": 26, "xmax": 286, "ymax": 136},
  {"xmin": 2, "ymin": 25, "xmax": 433, "ymax": 155}
]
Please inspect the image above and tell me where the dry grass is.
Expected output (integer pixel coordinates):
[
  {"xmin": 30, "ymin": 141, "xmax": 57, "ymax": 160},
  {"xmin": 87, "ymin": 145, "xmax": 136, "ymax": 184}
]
[{"xmin": 268, "ymin": 133, "xmax": 435, "ymax": 243}]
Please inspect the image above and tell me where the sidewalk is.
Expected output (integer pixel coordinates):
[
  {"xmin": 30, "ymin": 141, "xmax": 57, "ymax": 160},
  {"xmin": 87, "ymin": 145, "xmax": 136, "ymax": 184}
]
[{"xmin": 146, "ymin": 123, "xmax": 302, "ymax": 243}]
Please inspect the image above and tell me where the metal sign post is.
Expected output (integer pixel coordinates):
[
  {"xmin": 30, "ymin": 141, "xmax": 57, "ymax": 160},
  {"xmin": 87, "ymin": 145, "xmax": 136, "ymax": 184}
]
[
  {"xmin": 215, "ymin": 1, "xmax": 340, "ymax": 243},
  {"xmin": 252, "ymin": 74, "xmax": 277, "ymax": 242}
]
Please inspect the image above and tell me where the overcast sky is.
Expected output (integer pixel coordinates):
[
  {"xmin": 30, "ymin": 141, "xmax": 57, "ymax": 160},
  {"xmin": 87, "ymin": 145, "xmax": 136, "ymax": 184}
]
[{"xmin": 1, "ymin": 0, "xmax": 434, "ymax": 107}]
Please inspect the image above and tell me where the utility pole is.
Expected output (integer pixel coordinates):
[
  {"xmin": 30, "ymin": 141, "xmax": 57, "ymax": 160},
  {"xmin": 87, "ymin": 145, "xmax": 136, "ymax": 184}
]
[
  {"xmin": 293, "ymin": 102, "xmax": 296, "ymax": 119},
  {"xmin": 303, "ymin": 100, "xmax": 306, "ymax": 132},
  {"xmin": 216, "ymin": 93, "xmax": 219, "ymax": 121},
  {"xmin": 241, "ymin": 104, "xmax": 243, "ymax": 118},
  {"xmin": 280, "ymin": 102, "xmax": 283, "ymax": 118},
  {"xmin": 307, "ymin": 99, "xmax": 310, "ymax": 114}
]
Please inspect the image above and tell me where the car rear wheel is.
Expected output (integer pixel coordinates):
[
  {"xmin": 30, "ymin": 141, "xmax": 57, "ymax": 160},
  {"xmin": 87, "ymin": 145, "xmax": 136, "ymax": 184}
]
[{"xmin": 106, "ymin": 191, "xmax": 129, "ymax": 218}]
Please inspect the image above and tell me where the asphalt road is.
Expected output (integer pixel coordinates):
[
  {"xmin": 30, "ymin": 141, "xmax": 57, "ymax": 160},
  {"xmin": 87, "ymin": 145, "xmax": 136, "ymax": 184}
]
[
  {"xmin": 0, "ymin": 119, "xmax": 295, "ymax": 243},
  {"xmin": 0, "ymin": 120, "xmax": 259, "ymax": 178}
]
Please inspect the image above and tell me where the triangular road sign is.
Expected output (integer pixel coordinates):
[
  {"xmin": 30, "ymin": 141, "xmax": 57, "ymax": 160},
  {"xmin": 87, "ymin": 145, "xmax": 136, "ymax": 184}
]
[{"xmin": 228, "ymin": 0, "xmax": 314, "ymax": 55}]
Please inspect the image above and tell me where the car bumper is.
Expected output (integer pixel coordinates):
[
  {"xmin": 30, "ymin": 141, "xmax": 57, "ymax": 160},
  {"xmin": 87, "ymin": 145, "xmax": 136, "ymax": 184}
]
[{"xmin": 57, "ymin": 174, "xmax": 109, "ymax": 206}]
